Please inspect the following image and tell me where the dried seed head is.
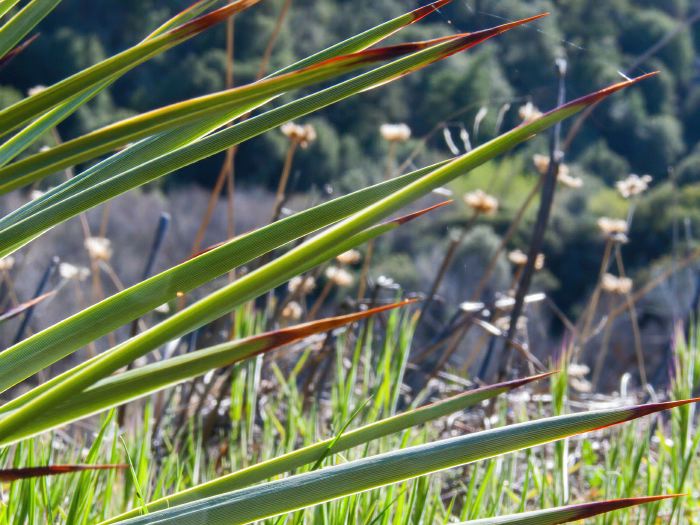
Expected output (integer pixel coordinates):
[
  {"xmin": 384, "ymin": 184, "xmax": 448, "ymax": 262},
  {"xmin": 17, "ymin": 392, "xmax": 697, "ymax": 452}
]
[
  {"xmin": 281, "ymin": 122, "xmax": 317, "ymax": 148},
  {"xmin": 59, "ymin": 262, "xmax": 90, "ymax": 281},
  {"xmin": 27, "ymin": 85, "xmax": 47, "ymax": 97},
  {"xmin": 597, "ymin": 217, "xmax": 628, "ymax": 238},
  {"xmin": 568, "ymin": 363, "xmax": 590, "ymax": 378},
  {"xmin": 532, "ymin": 153, "xmax": 550, "ymax": 175},
  {"xmin": 281, "ymin": 301, "xmax": 303, "ymax": 321},
  {"xmin": 84, "ymin": 236, "xmax": 113, "ymax": 262},
  {"xmin": 508, "ymin": 249, "xmax": 528, "ymax": 266},
  {"xmin": 155, "ymin": 303, "xmax": 171, "ymax": 314},
  {"xmin": 0, "ymin": 256, "xmax": 15, "ymax": 271},
  {"xmin": 570, "ymin": 377, "xmax": 593, "ymax": 393},
  {"xmin": 379, "ymin": 123, "xmax": 411, "ymax": 142},
  {"xmin": 557, "ymin": 165, "xmax": 583, "ymax": 189},
  {"xmin": 464, "ymin": 189, "xmax": 498, "ymax": 215},
  {"xmin": 30, "ymin": 189, "xmax": 44, "ymax": 200},
  {"xmin": 288, "ymin": 275, "xmax": 316, "ymax": 295},
  {"xmin": 518, "ymin": 101, "xmax": 542, "ymax": 125},
  {"xmin": 601, "ymin": 273, "xmax": 633, "ymax": 295},
  {"xmin": 616, "ymin": 173, "xmax": 652, "ymax": 199},
  {"xmin": 376, "ymin": 275, "xmax": 399, "ymax": 289},
  {"xmin": 532, "ymin": 154, "xmax": 581, "ymax": 188},
  {"xmin": 534, "ymin": 253, "xmax": 545, "ymax": 271},
  {"xmin": 508, "ymin": 249, "xmax": 544, "ymax": 270},
  {"xmin": 336, "ymin": 249, "xmax": 361, "ymax": 266},
  {"xmin": 325, "ymin": 266, "xmax": 354, "ymax": 288}
]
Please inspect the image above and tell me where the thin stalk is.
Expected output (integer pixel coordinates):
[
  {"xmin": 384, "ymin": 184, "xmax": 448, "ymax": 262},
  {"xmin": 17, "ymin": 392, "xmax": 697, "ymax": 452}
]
[
  {"xmin": 13, "ymin": 255, "xmax": 58, "ymax": 345},
  {"xmin": 416, "ymin": 212, "xmax": 479, "ymax": 330},
  {"xmin": 500, "ymin": 58, "xmax": 568, "ymax": 378},
  {"xmin": 614, "ymin": 243, "xmax": 647, "ymax": 386},
  {"xmin": 191, "ymin": 0, "xmax": 293, "ymax": 253},
  {"xmin": 577, "ymin": 238, "xmax": 614, "ymax": 350},
  {"xmin": 307, "ymin": 278, "xmax": 334, "ymax": 321},
  {"xmin": 271, "ymin": 139, "xmax": 300, "ymax": 223}
]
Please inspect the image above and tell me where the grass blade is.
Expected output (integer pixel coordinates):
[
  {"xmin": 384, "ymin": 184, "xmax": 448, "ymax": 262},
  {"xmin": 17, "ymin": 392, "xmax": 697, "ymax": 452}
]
[
  {"xmin": 0, "ymin": 301, "xmax": 415, "ymax": 443},
  {"xmin": 0, "ymin": 206, "xmax": 444, "ymax": 443},
  {"xmin": 0, "ymin": 0, "xmax": 257, "ymax": 136},
  {"xmin": 106, "ymin": 374, "xmax": 551, "ymax": 522},
  {"xmin": 0, "ymin": 464, "xmax": 126, "ymax": 482},
  {"xmin": 0, "ymin": 37, "xmax": 457, "ymax": 193},
  {"xmin": 0, "ymin": 177, "xmax": 448, "ymax": 399},
  {"xmin": 458, "ymin": 495, "xmax": 682, "ymax": 524},
  {"xmin": 0, "ymin": 15, "xmax": 546, "ymax": 257},
  {"xmin": 108, "ymin": 400, "xmax": 699, "ymax": 524},
  {"xmin": 0, "ymin": 290, "xmax": 53, "ymax": 323},
  {"xmin": 0, "ymin": 0, "xmax": 58, "ymax": 60},
  {"xmin": 0, "ymin": 0, "xmax": 452, "ymax": 232},
  {"xmin": 0, "ymin": 32, "xmax": 37, "ymax": 69}
]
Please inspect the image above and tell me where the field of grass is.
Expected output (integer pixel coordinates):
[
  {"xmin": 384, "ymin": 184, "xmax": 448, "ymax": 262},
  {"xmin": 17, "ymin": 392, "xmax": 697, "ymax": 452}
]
[{"xmin": 1, "ymin": 304, "xmax": 698, "ymax": 524}]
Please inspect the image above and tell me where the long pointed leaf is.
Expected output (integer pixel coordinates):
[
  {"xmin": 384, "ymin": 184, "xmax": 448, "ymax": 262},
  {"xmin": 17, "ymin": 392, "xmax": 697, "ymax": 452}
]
[
  {"xmin": 106, "ymin": 373, "xmax": 552, "ymax": 522},
  {"xmin": 0, "ymin": 464, "xmax": 126, "ymax": 482},
  {"xmin": 0, "ymin": 0, "xmax": 58, "ymax": 60},
  {"xmin": 0, "ymin": 301, "xmax": 416, "ymax": 443},
  {"xmin": 0, "ymin": 15, "xmax": 545, "ymax": 257},
  {"xmin": 0, "ymin": 203, "xmax": 446, "ymax": 437},
  {"xmin": 0, "ymin": 0, "xmax": 452, "ymax": 232},
  {"xmin": 0, "ymin": 36, "xmax": 458, "ymax": 193},
  {"xmin": 109, "ymin": 399, "xmax": 699, "ymax": 524},
  {"xmin": 459, "ymin": 495, "xmax": 681, "ymax": 525},
  {"xmin": 0, "ymin": 172, "xmax": 448, "ymax": 400},
  {"xmin": 0, "ymin": 74, "xmax": 650, "ymax": 438},
  {"xmin": 0, "ymin": 0, "xmax": 257, "ymax": 137}
]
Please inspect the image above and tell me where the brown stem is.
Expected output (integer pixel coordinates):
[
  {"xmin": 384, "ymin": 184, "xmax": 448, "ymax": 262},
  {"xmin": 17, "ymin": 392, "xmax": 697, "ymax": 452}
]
[
  {"xmin": 307, "ymin": 279, "xmax": 334, "ymax": 320},
  {"xmin": 256, "ymin": 0, "xmax": 293, "ymax": 79},
  {"xmin": 270, "ymin": 140, "xmax": 299, "ymax": 223},
  {"xmin": 591, "ymin": 297, "xmax": 616, "ymax": 390},
  {"xmin": 577, "ymin": 238, "xmax": 614, "ymax": 350},
  {"xmin": 356, "ymin": 239, "xmax": 375, "ymax": 302},
  {"xmin": 614, "ymin": 243, "xmax": 647, "ymax": 385}
]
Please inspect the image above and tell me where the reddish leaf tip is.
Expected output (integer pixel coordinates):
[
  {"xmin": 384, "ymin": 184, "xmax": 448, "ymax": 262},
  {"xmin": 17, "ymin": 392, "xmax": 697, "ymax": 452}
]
[
  {"xmin": 440, "ymin": 13, "xmax": 549, "ymax": 59},
  {"xmin": 498, "ymin": 371, "xmax": 558, "ymax": 390},
  {"xmin": 633, "ymin": 396, "xmax": 700, "ymax": 414},
  {"xmin": 555, "ymin": 71, "xmax": 659, "ymax": 115},
  {"xmin": 173, "ymin": 0, "xmax": 261, "ymax": 39},
  {"xmin": 393, "ymin": 200, "xmax": 453, "ymax": 225},
  {"xmin": 567, "ymin": 494, "xmax": 684, "ymax": 521},
  {"xmin": 249, "ymin": 300, "xmax": 418, "ymax": 355}
]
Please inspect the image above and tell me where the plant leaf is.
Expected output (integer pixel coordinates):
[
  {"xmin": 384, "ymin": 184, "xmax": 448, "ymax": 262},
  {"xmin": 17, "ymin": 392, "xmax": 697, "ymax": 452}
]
[
  {"xmin": 458, "ymin": 495, "xmax": 682, "ymax": 524},
  {"xmin": 0, "ymin": 0, "xmax": 58, "ymax": 60},
  {"xmin": 0, "ymin": 73, "xmax": 650, "ymax": 439},
  {"xmin": 0, "ymin": 300, "xmax": 417, "ymax": 443},
  {"xmin": 0, "ymin": 36, "xmax": 459, "ymax": 194},
  {"xmin": 0, "ymin": 203, "xmax": 444, "ymax": 440},
  {"xmin": 0, "ymin": 0, "xmax": 257, "ymax": 138},
  {"xmin": 0, "ymin": 290, "xmax": 53, "ymax": 322},
  {"xmin": 0, "ymin": 14, "xmax": 545, "ymax": 258},
  {"xmin": 106, "ymin": 400, "xmax": 699, "ymax": 524},
  {"xmin": 105, "ymin": 373, "xmax": 552, "ymax": 522},
  {"xmin": 0, "ymin": 464, "xmax": 126, "ymax": 482},
  {"xmin": 0, "ymin": 0, "xmax": 454, "ymax": 233},
  {"xmin": 0, "ymin": 173, "xmax": 448, "ymax": 400}
]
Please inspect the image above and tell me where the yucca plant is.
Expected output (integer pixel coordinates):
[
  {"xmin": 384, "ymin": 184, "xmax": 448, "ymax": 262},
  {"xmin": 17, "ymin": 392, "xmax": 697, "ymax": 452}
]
[{"xmin": 0, "ymin": 0, "xmax": 695, "ymax": 523}]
